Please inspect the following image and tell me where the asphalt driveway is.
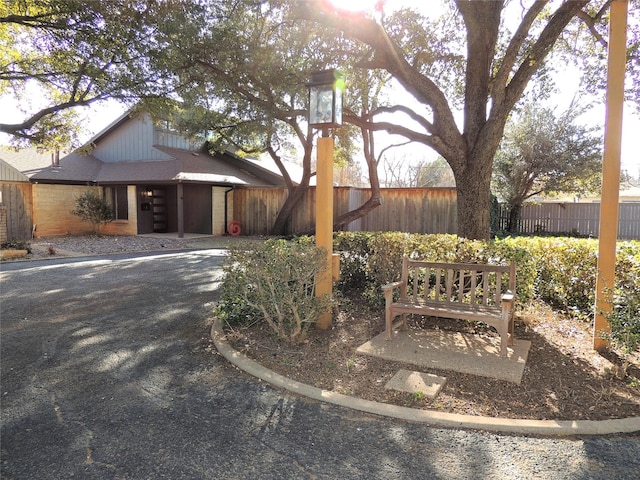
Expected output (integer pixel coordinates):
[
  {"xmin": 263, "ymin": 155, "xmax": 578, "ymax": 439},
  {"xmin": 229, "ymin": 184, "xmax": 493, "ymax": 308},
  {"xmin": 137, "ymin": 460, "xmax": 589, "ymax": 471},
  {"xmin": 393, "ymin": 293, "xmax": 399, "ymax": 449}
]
[{"xmin": 1, "ymin": 250, "xmax": 639, "ymax": 479}]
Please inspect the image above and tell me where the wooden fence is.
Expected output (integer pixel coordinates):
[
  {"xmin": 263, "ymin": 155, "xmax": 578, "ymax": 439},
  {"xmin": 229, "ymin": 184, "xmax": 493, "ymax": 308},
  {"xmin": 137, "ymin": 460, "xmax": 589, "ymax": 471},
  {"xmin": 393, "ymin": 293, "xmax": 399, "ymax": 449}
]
[
  {"xmin": 232, "ymin": 186, "xmax": 458, "ymax": 235},
  {"xmin": 234, "ymin": 187, "xmax": 640, "ymax": 240},
  {"xmin": 0, "ymin": 182, "xmax": 33, "ymax": 242},
  {"xmin": 496, "ymin": 202, "xmax": 640, "ymax": 240}
]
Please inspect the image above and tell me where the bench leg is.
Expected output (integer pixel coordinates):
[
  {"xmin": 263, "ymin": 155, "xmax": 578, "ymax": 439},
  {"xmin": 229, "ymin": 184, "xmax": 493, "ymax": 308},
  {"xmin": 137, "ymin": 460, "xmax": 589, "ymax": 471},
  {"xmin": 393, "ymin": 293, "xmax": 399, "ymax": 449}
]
[
  {"xmin": 500, "ymin": 310, "xmax": 512, "ymax": 357},
  {"xmin": 508, "ymin": 312, "xmax": 515, "ymax": 346},
  {"xmin": 385, "ymin": 306, "xmax": 394, "ymax": 339},
  {"xmin": 499, "ymin": 332, "xmax": 508, "ymax": 357},
  {"xmin": 400, "ymin": 313, "xmax": 407, "ymax": 331}
]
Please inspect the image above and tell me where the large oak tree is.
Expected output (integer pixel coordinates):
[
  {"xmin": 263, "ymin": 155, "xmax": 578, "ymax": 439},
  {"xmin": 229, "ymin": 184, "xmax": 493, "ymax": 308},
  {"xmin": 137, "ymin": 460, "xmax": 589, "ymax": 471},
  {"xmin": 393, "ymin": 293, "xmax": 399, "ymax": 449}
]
[{"xmin": 296, "ymin": 0, "xmax": 638, "ymax": 239}]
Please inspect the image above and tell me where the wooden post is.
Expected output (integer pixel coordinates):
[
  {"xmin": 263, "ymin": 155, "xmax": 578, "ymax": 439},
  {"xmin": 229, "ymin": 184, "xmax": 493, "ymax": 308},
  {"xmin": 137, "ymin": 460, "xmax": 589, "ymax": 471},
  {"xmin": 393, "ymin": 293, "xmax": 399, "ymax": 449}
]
[
  {"xmin": 594, "ymin": 0, "xmax": 628, "ymax": 351},
  {"xmin": 316, "ymin": 136, "xmax": 334, "ymax": 330}
]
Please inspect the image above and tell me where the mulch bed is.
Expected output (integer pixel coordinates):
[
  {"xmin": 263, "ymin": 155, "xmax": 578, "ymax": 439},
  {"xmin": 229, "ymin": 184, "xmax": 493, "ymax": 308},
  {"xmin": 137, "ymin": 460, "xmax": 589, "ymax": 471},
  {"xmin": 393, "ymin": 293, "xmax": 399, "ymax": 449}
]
[{"xmin": 226, "ymin": 296, "xmax": 640, "ymax": 421}]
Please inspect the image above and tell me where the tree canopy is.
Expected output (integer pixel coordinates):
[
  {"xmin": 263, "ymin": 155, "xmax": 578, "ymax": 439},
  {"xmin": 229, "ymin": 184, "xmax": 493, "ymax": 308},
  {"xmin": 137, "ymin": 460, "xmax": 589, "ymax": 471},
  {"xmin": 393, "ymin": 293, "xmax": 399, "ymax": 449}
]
[
  {"xmin": 0, "ymin": 0, "xmax": 204, "ymax": 147},
  {"xmin": 2, "ymin": 0, "xmax": 638, "ymax": 238},
  {"xmin": 295, "ymin": 0, "xmax": 638, "ymax": 238},
  {"xmin": 492, "ymin": 100, "xmax": 603, "ymax": 232}
]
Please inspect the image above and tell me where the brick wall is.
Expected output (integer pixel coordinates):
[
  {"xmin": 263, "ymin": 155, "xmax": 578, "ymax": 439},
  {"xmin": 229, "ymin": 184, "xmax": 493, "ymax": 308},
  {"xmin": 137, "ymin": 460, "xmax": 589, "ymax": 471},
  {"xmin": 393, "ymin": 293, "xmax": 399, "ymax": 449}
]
[
  {"xmin": 212, "ymin": 187, "xmax": 230, "ymax": 236},
  {"xmin": 33, "ymin": 184, "xmax": 138, "ymax": 237},
  {"xmin": 33, "ymin": 184, "xmax": 96, "ymax": 237}
]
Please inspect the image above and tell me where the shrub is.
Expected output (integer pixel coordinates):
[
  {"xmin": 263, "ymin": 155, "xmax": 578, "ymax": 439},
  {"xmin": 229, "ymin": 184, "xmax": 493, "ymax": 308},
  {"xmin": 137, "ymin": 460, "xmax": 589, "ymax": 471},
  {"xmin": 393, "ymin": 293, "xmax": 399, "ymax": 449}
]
[
  {"xmin": 335, "ymin": 232, "xmax": 527, "ymax": 306},
  {"xmin": 531, "ymin": 237, "xmax": 598, "ymax": 320},
  {"xmin": 1, "ymin": 240, "xmax": 31, "ymax": 253},
  {"xmin": 71, "ymin": 191, "xmax": 114, "ymax": 233},
  {"xmin": 607, "ymin": 289, "xmax": 640, "ymax": 353},
  {"xmin": 606, "ymin": 241, "xmax": 640, "ymax": 352},
  {"xmin": 215, "ymin": 239, "xmax": 330, "ymax": 344},
  {"xmin": 330, "ymin": 233, "xmax": 638, "ymax": 326},
  {"xmin": 334, "ymin": 232, "xmax": 376, "ymax": 292}
]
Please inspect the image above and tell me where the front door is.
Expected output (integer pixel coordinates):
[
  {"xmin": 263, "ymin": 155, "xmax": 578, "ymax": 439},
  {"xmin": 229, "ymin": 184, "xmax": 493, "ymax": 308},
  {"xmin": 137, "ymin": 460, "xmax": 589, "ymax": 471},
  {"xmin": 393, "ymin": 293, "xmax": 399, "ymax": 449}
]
[
  {"xmin": 137, "ymin": 186, "xmax": 170, "ymax": 233},
  {"xmin": 137, "ymin": 186, "xmax": 154, "ymax": 234},
  {"xmin": 151, "ymin": 187, "xmax": 168, "ymax": 233}
]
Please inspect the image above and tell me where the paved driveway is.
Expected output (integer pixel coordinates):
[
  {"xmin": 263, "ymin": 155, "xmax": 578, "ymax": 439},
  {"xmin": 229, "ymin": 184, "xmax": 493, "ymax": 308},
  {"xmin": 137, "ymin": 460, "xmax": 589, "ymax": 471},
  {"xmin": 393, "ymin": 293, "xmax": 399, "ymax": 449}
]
[{"xmin": 1, "ymin": 251, "xmax": 639, "ymax": 479}]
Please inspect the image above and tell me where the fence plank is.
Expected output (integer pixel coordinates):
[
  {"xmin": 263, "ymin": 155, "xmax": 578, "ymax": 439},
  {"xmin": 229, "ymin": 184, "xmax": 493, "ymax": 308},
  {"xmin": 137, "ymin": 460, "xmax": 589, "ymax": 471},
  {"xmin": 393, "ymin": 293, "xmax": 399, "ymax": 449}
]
[
  {"xmin": 0, "ymin": 182, "xmax": 33, "ymax": 241},
  {"xmin": 233, "ymin": 186, "xmax": 458, "ymax": 235},
  {"xmin": 498, "ymin": 202, "xmax": 640, "ymax": 240},
  {"xmin": 232, "ymin": 189, "xmax": 639, "ymax": 240}
]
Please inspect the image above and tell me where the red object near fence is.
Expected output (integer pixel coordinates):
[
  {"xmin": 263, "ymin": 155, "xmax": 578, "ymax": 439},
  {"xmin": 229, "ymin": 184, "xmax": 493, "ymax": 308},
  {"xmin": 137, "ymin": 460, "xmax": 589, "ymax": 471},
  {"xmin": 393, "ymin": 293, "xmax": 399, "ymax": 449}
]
[{"xmin": 228, "ymin": 220, "xmax": 241, "ymax": 236}]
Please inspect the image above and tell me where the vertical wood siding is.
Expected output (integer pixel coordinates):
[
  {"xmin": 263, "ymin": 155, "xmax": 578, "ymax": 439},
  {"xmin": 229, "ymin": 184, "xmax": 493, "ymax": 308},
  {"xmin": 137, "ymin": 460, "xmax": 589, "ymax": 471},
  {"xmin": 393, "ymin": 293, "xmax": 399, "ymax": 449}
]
[
  {"xmin": 232, "ymin": 187, "xmax": 458, "ymax": 235},
  {"xmin": 0, "ymin": 182, "xmax": 33, "ymax": 241},
  {"xmin": 92, "ymin": 114, "xmax": 175, "ymax": 163}
]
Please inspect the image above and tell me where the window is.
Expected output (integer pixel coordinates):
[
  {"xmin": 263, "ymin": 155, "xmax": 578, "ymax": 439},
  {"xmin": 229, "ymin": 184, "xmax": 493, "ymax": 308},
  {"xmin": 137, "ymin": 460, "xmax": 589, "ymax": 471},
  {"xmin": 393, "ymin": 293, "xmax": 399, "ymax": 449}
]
[{"xmin": 104, "ymin": 185, "xmax": 128, "ymax": 220}]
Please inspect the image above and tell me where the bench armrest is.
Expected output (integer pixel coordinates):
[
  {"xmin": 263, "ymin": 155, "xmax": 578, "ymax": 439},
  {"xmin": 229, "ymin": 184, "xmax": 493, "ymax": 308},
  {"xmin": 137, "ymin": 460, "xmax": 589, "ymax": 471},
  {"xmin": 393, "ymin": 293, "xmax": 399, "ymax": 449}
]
[
  {"xmin": 501, "ymin": 290, "xmax": 515, "ymax": 304},
  {"xmin": 381, "ymin": 281, "xmax": 403, "ymax": 292}
]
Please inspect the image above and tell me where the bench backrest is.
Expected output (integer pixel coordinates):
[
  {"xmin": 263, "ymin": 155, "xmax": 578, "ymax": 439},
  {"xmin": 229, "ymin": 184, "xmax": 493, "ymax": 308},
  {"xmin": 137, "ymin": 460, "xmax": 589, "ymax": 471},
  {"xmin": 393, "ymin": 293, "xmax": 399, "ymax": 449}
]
[{"xmin": 400, "ymin": 257, "xmax": 516, "ymax": 307}]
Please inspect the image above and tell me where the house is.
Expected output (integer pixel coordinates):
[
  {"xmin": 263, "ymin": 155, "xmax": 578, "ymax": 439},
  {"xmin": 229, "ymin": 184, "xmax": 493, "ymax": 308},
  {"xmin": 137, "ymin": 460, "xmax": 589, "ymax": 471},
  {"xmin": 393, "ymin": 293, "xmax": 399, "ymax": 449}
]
[{"xmin": 1, "ymin": 109, "xmax": 285, "ymax": 239}]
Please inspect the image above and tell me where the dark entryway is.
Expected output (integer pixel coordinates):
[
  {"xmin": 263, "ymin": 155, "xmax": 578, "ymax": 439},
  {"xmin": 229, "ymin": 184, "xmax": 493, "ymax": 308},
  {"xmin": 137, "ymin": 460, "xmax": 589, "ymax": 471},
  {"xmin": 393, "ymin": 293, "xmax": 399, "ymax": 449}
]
[
  {"xmin": 137, "ymin": 186, "xmax": 174, "ymax": 234},
  {"xmin": 137, "ymin": 184, "xmax": 211, "ymax": 235},
  {"xmin": 183, "ymin": 184, "xmax": 212, "ymax": 234}
]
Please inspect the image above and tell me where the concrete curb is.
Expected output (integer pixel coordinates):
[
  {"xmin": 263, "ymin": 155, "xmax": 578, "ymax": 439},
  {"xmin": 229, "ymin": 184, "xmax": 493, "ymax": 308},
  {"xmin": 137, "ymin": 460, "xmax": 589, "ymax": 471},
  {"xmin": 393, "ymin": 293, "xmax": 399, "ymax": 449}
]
[{"xmin": 211, "ymin": 318, "xmax": 640, "ymax": 437}]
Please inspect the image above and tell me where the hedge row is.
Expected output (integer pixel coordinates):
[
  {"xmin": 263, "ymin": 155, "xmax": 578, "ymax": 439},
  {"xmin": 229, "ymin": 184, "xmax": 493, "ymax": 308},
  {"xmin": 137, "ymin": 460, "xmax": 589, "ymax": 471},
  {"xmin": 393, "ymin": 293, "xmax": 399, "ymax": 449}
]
[{"xmin": 332, "ymin": 232, "xmax": 640, "ymax": 326}]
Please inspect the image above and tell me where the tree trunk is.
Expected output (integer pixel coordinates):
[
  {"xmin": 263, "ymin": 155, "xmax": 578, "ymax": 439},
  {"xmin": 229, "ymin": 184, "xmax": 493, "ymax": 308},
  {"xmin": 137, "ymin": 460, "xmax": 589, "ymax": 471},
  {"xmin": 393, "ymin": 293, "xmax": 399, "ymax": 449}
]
[
  {"xmin": 507, "ymin": 204, "xmax": 522, "ymax": 234},
  {"xmin": 271, "ymin": 183, "xmax": 309, "ymax": 235},
  {"xmin": 455, "ymin": 165, "xmax": 493, "ymax": 240},
  {"xmin": 334, "ymin": 124, "xmax": 383, "ymax": 231},
  {"xmin": 334, "ymin": 192, "xmax": 381, "ymax": 231},
  {"xmin": 268, "ymin": 134, "xmax": 313, "ymax": 236}
]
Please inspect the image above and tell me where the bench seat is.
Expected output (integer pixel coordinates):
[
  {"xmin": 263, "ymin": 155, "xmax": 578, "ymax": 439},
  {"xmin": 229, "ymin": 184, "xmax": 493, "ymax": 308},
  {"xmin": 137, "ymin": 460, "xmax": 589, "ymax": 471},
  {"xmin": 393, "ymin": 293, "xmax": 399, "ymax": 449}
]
[{"xmin": 382, "ymin": 257, "xmax": 516, "ymax": 357}]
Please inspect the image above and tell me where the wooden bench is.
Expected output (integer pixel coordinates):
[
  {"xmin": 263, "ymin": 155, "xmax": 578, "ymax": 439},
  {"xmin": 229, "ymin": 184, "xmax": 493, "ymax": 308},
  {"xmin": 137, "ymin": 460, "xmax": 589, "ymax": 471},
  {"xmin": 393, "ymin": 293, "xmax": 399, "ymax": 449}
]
[{"xmin": 381, "ymin": 257, "xmax": 516, "ymax": 357}]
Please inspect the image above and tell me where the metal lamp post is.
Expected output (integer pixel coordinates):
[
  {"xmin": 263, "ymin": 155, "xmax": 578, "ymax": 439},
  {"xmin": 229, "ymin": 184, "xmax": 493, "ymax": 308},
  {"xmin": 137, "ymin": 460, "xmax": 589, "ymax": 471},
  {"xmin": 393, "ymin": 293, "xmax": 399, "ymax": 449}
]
[{"xmin": 307, "ymin": 69, "xmax": 344, "ymax": 330}]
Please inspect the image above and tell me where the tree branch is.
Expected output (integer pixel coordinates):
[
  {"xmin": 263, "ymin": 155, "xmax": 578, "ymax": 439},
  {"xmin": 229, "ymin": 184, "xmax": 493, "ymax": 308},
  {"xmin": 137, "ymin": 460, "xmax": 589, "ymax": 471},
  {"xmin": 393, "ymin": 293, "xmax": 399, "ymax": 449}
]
[
  {"xmin": 295, "ymin": 1, "xmax": 465, "ymax": 158},
  {"xmin": 576, "ymin": 4, "xmax": 611, "ymax": 49}
]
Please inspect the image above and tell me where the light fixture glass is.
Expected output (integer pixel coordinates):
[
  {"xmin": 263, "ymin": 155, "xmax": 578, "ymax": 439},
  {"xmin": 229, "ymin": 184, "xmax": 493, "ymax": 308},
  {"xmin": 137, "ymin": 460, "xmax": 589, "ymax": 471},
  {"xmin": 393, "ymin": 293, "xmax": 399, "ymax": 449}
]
[{"xmin": 307, "ymin": 69, "xmax": 344, "ymax": 129}]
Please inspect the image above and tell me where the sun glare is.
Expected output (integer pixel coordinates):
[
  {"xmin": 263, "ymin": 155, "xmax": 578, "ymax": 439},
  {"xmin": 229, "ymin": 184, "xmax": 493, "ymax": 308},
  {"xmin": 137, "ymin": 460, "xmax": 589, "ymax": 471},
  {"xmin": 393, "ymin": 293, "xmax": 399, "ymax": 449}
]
[{"xmin": 328, "ymin": 0, "xmax": 383, "ymax": 14}]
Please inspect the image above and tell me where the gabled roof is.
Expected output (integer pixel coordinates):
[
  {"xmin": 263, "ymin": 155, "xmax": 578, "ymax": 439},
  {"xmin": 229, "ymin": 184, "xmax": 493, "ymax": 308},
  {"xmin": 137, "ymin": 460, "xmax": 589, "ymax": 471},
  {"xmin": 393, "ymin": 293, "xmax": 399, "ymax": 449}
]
[
  {"xmin": 5, "ymin": 107, "xmax": 287, "ymax": 187},
  {"xmin": 32, "ymin": 152, "xmax": 103, "ymax": 183},
  {"xmin": 0, "ymin": 146, "xmax": 55, "ymax": 180},
  {"xmin": 30, "ymin": 145, "xmax": 285, "ymax": 186}
]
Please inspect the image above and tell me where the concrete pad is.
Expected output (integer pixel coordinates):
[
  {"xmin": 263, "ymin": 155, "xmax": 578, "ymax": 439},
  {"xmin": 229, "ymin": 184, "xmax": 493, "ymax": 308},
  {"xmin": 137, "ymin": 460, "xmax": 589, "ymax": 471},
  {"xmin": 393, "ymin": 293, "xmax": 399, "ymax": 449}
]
[
  {"xmin": 357, "ymin": 329, "xmax": 531, "ymax": 385},
  {"xmin": 385, "ymin": 370, "xmax": 447, "ymax": 399}
]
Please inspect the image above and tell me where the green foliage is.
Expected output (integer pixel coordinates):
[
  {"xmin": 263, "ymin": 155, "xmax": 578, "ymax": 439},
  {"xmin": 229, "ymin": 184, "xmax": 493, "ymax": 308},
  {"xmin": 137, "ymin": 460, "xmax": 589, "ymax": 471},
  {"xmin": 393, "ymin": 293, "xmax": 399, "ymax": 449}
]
[
  {"xmin": 333, "ymin": 232, "xmax": 533, "ymax": 306},
  {"xmin": 215, "ymin": 240, "xmax": 330, "ymax": 344},
  {"xmin": 492, "ymin": 100, "xmax": 603, "ymax": 232},
  {"xmin": 1, "ymin": 0, "xmax": 202, "ymax": 146},
  {"xmin": 216, "ymin": 232, "xmax": 638, "ymax": 351},
  {"xmin": 71, "ymin": 191, "xmax": 114, "ymax": 233},
  {"xmin": 606, "ymin": 242, "xmax": 640, "ymax": 352},
  {"xmin": 334, "ymin": 232, "xmax": 376, "ymax": 292},
  {"xmin": 331, "ymin": 233, "xmax": 639, "ymax": 331},
  {"xmin": 530, "ymin": 238, "xmax": 598, "ymax": 319},
  {"xmin": 607, "ymin": 289, "xmax": 640, "ymax": 353}
]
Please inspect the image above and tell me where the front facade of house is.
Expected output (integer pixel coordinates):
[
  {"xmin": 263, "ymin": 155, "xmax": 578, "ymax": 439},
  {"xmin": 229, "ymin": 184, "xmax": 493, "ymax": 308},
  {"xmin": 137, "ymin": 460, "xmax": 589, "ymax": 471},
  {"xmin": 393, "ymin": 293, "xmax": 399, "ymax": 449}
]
[{"xmin": 23, "ymin": 110, "xmax": 285, "ymax": 238}]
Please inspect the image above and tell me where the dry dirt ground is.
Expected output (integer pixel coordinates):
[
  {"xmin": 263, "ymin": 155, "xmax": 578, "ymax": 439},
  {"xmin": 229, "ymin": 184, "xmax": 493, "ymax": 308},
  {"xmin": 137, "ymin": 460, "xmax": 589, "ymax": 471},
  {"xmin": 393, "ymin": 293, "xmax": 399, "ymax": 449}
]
[
  {"xmin": 226, "ymin": 296, "xmax": 640, "ymax": 421},
  {"xmin": 9, "ymin": 235, "xmax": 640, "ymax": 421}
]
